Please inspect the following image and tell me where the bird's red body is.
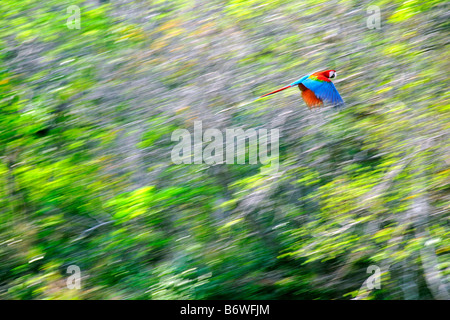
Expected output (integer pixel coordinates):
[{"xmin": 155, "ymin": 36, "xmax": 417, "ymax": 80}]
[{"xmin": 298, "ymin": 83, "xmax": 322, "ymax": 108}]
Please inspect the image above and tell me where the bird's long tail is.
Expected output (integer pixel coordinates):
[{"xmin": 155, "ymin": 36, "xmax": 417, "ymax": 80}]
[
  {"xmin": 258, "ymin": 85, "xmax": 292, "ymax": 98},
  {"xmin": 215, "ymin": 84, "xmax": 292, "ymax": 115}
]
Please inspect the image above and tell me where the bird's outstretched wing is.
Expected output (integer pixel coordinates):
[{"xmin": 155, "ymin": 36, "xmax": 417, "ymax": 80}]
[{"xmin": 301, "ymin": 76, "xmax": 344, "ymax": 107}]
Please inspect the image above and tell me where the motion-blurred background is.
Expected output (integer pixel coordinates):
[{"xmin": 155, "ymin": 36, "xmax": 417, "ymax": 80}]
[{"xmin": 0, "ymin": 0, "xmax": 448, "ymax": 299}]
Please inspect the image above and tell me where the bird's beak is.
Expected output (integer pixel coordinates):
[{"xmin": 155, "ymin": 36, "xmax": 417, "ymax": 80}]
[{"xmin": 259, "ymin": 85, "xmax": 292, "ymax": 98}]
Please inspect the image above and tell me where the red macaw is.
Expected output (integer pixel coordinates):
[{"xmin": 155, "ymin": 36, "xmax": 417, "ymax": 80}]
[{"xmin": 259, "ymin": 70, "xmax": 344, "ymax": 109}]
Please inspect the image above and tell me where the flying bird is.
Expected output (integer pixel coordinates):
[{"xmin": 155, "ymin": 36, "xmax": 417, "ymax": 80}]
[{"xmin": 259, "ymin": 70, "xmax": 344, "ymax": 109}]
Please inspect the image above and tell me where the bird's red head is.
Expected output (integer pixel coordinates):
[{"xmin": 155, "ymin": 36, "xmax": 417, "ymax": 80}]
[{"xmin": 322, "ymin": 70, "xmax": 337, "ymax": 79}]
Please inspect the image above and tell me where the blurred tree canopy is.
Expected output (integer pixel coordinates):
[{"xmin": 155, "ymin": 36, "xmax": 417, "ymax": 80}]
[{"xmin": 0, "ymin": 0, "xmax": 448, "ymax": 299}]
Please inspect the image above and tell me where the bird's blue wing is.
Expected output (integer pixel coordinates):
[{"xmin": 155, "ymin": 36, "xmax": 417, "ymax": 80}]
[
  {"xmin": 289, "ymin": 75, "xmax": 309, "ymax": 86},
  {"xmin": 302, "ymin": 77, "xmax": 344, "ymax": 107}
]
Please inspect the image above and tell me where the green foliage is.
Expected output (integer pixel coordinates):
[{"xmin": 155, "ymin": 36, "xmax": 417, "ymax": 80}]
[{"xmin": 0, "ymin": 0, "xmax": 448, "ymax": 300}]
